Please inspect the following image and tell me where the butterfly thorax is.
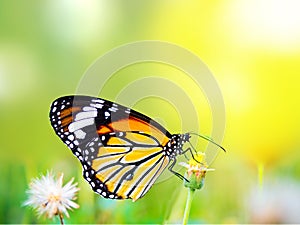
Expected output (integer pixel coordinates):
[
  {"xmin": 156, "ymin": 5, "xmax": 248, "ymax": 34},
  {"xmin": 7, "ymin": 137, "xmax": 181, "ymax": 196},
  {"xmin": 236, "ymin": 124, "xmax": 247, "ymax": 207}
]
[{"xmin": 164, "ymin": 133, "xmax": 190, "ymax": 158}]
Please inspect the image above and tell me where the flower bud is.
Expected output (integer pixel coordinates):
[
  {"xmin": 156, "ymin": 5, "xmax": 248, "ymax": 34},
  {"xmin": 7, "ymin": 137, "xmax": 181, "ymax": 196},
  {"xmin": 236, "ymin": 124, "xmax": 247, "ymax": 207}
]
[{"xmin": 180, "ymin": 152, "xmax": 214, "ymax": 191}]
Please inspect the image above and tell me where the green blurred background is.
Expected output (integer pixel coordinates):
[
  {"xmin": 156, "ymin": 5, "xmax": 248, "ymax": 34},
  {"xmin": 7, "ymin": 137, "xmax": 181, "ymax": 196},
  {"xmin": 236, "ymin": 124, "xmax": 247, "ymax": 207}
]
[{"xmin": 1, "ymin": 0, "xmax": 300, "ymax": 224}]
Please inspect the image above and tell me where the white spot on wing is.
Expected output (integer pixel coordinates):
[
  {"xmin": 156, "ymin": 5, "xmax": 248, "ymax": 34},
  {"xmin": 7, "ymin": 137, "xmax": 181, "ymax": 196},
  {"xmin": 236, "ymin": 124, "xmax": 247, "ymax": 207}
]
[
  {"xmin": 75, "ymin": 111, "xmax": 97, "ymax": 121},
  {"xmin": 68, "ymin": 118, "xmax": 94, "ymax": 132},
  {"xmin": 90, "ymin": 103, "xmax": 103, "ymax": 109},
  {"xmin": 83, "ymin": 106, "xmax": 97, "ymax": 111},
  {"xmin": 74, "ymin": 129, "xmax": 86, "ymax": 139},
  {"xmin": 68, "ymin": 135, "xmax": 75, "ymax": 141},
  {"xmin": 92, "ymin": 99, "xmax": 105, "ymax": 104},
  {"xmin": 109, "ymin": 107, "xmax": 118, "ymax": 112}
]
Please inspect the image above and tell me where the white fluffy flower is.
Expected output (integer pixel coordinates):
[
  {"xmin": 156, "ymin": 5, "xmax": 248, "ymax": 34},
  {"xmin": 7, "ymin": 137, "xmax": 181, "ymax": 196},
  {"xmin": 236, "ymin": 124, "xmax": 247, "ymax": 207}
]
[{"xmin": 24, "ymin": 171, "xmax": 79, "ymax": 219}]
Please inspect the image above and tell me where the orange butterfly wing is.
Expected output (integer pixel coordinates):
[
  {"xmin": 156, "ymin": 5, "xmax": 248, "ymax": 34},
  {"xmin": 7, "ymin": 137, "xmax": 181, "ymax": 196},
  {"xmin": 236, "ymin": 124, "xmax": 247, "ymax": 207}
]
[{"xmin": 50, "ymin": 95, "xmax": 174, "ymax": 200}]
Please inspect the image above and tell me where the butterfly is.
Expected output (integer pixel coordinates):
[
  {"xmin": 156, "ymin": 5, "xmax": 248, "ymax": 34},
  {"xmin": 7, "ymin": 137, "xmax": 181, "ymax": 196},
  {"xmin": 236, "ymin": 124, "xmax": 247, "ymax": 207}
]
[{"xmin": 49, "ymin": 95, "xmax": 225, "ymax": 201}]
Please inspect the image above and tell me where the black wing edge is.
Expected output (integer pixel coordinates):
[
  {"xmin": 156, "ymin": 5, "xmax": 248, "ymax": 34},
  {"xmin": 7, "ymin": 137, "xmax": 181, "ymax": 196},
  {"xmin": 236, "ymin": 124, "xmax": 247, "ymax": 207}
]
[{"xmin": 49, "ymin": 95, "xmax": 172, "ymax": 138}]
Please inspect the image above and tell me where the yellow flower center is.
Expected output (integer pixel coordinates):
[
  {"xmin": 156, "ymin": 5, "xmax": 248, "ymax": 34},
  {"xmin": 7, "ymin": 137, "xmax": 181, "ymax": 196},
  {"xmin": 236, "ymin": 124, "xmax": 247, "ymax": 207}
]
[{"xmin": 188, "ymin": 152, "xmax": 207, "ymax": 167}]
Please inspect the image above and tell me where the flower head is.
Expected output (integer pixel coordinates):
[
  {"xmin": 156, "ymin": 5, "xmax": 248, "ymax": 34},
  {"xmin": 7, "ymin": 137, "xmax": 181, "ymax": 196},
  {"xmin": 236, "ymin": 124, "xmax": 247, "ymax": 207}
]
[
  {"xmin": 24, "ymin": 171, "xmax": 80, "ymax": 219},
  {"xmin": 180, "ymin": 152, "xmax": 214, "ymax": 190}
]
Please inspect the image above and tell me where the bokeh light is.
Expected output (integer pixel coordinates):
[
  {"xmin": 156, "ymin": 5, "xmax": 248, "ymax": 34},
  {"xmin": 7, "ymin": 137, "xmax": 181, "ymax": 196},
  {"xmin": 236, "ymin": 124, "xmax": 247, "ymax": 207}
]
[{"xmin": 224, "ymin": 0, "xmax": 300, "ymax": 51}]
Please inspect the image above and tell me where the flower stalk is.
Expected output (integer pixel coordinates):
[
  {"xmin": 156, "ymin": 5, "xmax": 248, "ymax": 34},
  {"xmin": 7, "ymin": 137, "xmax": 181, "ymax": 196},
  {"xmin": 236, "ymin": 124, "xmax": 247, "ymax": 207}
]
[
  {"xmin": 182, "ymin": 187, "xmax": 195, "ymax": 225},
  {"xmin": 58, "ymin": 212, "xmax": 64, "ymax": 225},
  {"xmin": 180, "ymin": 152, "xmax": 214, "ymax": 225},
  {"xmin": 257, "ymin": 162, "xmax": 264, "ymax": 190}
]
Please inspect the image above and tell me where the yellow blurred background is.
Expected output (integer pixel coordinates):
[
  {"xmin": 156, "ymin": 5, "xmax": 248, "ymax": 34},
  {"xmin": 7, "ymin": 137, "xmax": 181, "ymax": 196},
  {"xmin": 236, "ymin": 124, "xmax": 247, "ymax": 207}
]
[{"xmin": 1, "ymin": 0, "xmax": 300, "ymax": 223}]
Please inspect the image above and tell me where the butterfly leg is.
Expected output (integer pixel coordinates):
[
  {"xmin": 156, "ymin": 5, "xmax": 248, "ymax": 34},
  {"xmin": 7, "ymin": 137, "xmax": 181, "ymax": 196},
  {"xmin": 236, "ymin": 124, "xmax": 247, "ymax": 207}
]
[
  {"xmin": 183, "ymin": 152, "xmax": 190, "ymax": 161},
  {"xmin": 182, "ymin": 147, "xmax": 202, "ymax": 164},
  {"xmin": 168, "ymin": 159, "xmax": 189, "ymax": 183}
]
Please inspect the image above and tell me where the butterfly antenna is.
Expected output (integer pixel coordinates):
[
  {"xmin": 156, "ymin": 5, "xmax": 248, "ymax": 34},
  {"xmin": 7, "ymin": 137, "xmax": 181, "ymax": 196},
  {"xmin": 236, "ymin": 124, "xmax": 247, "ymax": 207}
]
[{"xmin": 189, "ymin": 132, "xmax": 226, "ymax": 152}]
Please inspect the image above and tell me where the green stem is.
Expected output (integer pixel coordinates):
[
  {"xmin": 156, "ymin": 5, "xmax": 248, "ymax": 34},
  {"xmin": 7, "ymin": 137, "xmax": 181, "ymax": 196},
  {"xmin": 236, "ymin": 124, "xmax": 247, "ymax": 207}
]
[
  {"xmin": 58, "ymin": 212, "xmax": 64, "ymax": 225},
  {"xmin": 182, "ymin": 188, "xmax": 195, "ymax": 225}
]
